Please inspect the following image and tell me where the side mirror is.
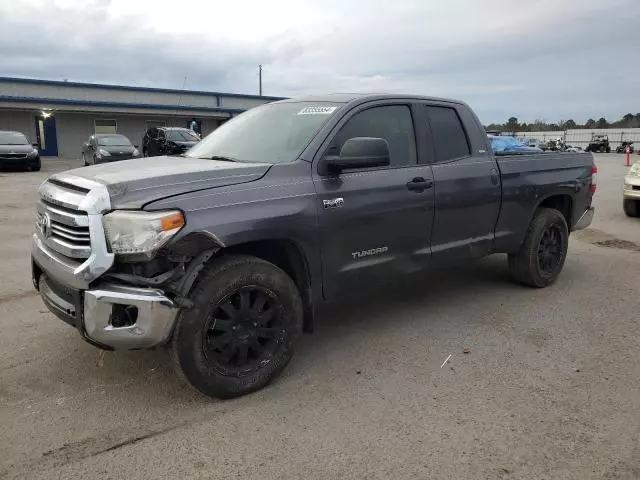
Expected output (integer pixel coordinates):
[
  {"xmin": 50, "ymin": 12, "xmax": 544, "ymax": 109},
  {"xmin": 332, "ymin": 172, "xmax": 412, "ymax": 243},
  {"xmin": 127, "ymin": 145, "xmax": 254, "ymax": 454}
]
[
  {"xmin": 32, "ymin": 143, "xmax": 39, "ymax": 148},
  {"xmin": 134, "ymin": 144, "xmax": 139, "ymax": 149},
  {"xmin": 322, "ymin": 137, "xmax": 390, "ymax": 174}
]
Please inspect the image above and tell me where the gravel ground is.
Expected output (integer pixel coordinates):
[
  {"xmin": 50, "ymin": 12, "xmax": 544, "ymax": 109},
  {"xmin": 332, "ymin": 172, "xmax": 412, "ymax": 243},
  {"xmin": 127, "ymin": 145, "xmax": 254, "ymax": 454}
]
[{"xmin": 1, "ymin": 154, "xmax": 639, "ymax": 480}]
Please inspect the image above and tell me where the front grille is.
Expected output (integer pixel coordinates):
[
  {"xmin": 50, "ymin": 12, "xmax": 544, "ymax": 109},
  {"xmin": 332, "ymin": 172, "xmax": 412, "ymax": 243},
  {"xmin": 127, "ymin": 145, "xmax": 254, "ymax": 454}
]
[
  {"xmin": 0, "ymin": 153, "xmax": 28, "ymax": 159},
  {"xmin": 633, "ymin": 185, "xmax": 640, "ymax": 191},
  {"xmin": 37, "ymin": 180, "xmax": 92, "ymax": 260}
]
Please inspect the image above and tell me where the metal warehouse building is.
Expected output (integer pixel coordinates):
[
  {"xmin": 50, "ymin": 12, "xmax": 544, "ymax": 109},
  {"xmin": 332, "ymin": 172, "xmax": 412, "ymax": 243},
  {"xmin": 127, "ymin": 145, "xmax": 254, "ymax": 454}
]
[{"xmin": 0, "ymin": 77, "xmax": 283, "ymax": 159}]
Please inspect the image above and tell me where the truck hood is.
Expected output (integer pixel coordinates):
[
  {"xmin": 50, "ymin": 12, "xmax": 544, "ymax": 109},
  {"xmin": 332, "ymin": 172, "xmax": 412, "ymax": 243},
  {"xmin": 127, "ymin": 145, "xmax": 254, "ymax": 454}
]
[{"xmin": 64, "ymin": 156, "xmax": 271, "ymax": 208}]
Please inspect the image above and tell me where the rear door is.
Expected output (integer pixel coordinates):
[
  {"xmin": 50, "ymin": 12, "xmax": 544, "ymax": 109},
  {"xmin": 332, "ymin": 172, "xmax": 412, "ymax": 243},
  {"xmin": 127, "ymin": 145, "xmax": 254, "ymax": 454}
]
[
  {"xmin": 313, "ymin": 101, "xmax": 435, "ymax": 301},
  {"xmin": 423, "ymin": 103, "xmax": 501, "ymax": 264}
]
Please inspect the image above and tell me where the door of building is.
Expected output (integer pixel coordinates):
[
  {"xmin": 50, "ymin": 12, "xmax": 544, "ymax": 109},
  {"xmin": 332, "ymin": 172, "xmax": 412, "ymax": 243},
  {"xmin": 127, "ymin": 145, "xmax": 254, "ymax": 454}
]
[{"xmin": 34, "ymin": 116, "xmax": 58, "ymax": 156}]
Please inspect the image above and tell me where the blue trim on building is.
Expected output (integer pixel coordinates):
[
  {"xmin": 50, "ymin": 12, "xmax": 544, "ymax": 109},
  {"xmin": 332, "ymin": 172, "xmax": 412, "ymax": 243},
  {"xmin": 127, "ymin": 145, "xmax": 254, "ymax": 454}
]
[
  {"xmin": 0, "ymin": 76, "xmax": 286, "ymax": 101},
  {"xmin": 0, "ymin": 95, "xmax": 247, "ymax": 115}
]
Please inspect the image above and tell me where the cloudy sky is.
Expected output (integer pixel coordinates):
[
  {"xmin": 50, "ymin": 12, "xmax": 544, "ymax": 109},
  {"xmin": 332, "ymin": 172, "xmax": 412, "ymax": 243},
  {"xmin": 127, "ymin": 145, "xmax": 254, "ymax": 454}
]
[{"xmin": 1, "ymin": 0, "xmax": 638, "ymax": 123}]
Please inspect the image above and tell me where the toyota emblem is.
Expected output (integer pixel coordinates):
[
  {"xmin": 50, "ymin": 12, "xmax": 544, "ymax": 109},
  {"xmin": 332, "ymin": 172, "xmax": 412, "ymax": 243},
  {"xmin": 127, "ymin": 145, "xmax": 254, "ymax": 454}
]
[{"xmin": 38, "ymin": 212, "xmax": 52, "ymax": 238}]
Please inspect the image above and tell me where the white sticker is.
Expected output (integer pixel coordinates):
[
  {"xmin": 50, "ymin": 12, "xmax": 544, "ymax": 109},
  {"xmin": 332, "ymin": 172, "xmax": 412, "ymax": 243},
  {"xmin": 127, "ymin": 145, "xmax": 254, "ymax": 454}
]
[{"xmin": 297, "ymin": 106, "xmax": 338, "ymax": 115}]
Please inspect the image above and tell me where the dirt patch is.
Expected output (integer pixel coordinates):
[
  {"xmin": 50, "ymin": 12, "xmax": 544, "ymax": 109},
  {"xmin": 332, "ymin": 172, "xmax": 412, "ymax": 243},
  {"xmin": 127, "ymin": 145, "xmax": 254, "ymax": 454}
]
[{"xmin": 573, "ymin": 228, "xmax": 640, "ymax": 252}]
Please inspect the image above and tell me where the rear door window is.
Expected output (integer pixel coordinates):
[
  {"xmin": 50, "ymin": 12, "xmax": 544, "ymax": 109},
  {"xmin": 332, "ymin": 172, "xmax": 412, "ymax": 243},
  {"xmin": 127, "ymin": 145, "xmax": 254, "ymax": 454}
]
[{"xmin": 424, "ymin": 106, "xmax": 471, "ymax": 162}]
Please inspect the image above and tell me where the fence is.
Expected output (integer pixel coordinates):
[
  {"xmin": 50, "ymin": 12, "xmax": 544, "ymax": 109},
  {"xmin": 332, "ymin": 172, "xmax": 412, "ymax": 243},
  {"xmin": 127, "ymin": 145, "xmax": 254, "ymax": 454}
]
[{"xmin": 513, "ymin": 128, "xmax": 640, "ymax": 149}]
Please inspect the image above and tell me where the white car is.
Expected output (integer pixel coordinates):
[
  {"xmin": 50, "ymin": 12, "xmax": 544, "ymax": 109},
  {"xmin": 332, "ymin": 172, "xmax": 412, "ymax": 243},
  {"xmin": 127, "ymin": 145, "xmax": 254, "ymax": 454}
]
[{"xmin": 623, "ymin": 162, "xmax": 640, "ymax": 217}]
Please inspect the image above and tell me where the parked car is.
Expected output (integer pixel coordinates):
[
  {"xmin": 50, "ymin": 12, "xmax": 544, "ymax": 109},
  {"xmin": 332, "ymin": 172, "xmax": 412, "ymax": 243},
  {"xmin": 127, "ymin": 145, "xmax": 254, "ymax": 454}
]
[
  {"xmin": 489, "ymin": 135, "xmax": 543, "ymax": 154},
  {"xmin": 0, "ymin": 130, "xmax": 40, "ymax": 171},
  {"xmin": 142, "ymin": 127, "xmax": 200, "ymax": 157},
  {"xmin": 584, "ymin": 134, "xmax": 611, "ymax": 153},
  {"xmin": 623, "ymin": 162, "xmax": 640, "ymax": 217},
  {"xmin": 82, "ymin": 134, "xmax": 140, "ymax": 165},
  {"xmin": 32, "ymin": 93, "xmax": 596, "ymax": 399},
  {"xmin": 616, "ymin": 141, "xmax": 634, "ymax": 154}
]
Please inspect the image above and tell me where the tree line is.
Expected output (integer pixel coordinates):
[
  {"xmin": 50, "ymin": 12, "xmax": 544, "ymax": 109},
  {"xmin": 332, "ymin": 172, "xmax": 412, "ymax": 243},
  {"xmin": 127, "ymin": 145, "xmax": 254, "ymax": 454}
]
[{"xmin": 485, "ymin": 113, "xmax": 640, "ymax": 133}]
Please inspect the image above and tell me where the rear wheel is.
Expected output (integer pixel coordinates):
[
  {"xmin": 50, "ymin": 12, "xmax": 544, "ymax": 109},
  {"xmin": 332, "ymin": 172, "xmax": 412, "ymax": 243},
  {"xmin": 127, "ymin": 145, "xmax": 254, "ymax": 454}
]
[
  {"xmin": 623, "ymin": 199, "xmax": 640, "ymax": 217},
  {"xmin": 606, "ymin": 146, "xmax": 611, "ymax": 153},
  {"xmin": 508, "ymin": 208, "xmax": 569, "ymax": 288},
  {"xmin": 171, "ymin": 255, "xmax": 303, "ymax": 398}
]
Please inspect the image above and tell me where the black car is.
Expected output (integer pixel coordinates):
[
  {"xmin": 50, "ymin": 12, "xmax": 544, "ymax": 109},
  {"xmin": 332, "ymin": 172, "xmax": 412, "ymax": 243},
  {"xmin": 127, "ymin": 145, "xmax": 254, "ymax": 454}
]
[
  {"xmin": 82, "ymin": 134, "xmax": 141, "ymax": 165},
  {"xmin": 142, "ymin": 127, "xmax": 200, "ymax": 157},
  {"xmin": 0, "ymin": 130, "xmax": 40, "ymax": 171}
]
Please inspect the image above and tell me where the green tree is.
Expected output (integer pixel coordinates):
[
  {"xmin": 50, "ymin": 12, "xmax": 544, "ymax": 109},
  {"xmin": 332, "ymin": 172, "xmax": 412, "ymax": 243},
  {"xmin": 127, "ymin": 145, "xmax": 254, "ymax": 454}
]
[
  {"xmin": 585, "ymin": 118, "xmax": 596, "ymax": 128},
  {"xmin": 596, "ymin": 117, "xmax": 608, "ymax": 128},
  {"xmin": 564, "ymin": 119, "xmax": 577, "ymax": 129},
  {"xmin": 507, "ymin": 117, "xmax": 519, "ymax": 133}
]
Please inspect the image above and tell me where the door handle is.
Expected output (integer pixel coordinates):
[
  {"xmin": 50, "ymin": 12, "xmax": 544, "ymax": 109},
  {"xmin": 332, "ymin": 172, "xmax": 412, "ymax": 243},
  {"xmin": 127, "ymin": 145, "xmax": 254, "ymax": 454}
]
[
  {"xmin": 406, "ymin": 177, "xmax": 433, "ymax": 191},
  {"xmin": 490, "ymin": 168, "xmax": 499, "ymax": 185}
]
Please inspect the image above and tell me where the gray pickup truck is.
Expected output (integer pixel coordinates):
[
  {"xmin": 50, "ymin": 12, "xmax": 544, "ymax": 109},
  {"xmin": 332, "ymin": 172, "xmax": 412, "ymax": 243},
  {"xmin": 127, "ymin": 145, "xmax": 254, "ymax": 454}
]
[{"xmin": 32, "ymin": 94, "xmax": 596, "ymax": 398}]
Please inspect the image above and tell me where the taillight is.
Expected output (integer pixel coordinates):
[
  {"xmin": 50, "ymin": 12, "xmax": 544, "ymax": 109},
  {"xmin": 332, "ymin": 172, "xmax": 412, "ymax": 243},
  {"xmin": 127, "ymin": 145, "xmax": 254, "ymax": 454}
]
[{"xmin": 590, "ymin": 164, "xmax": 598, "ymax": 193}]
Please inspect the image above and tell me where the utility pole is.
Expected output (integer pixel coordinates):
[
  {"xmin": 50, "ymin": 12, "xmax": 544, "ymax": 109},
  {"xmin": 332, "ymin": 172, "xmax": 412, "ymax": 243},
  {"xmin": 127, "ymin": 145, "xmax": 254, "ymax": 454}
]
[{"xmin": 258, "ymin": 64, "xmax": 263, "ymax": 96}]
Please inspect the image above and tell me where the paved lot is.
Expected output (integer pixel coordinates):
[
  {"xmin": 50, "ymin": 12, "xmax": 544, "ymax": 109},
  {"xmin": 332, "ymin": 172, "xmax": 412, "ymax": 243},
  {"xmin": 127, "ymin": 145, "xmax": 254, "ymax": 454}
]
[{"xmin": 1, "ymin": 155, "xmax": 639, "ymax": 479}]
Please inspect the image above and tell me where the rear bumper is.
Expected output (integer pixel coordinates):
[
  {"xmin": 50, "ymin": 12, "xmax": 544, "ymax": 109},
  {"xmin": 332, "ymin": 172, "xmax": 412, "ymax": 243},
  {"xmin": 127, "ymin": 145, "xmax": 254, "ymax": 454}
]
[
  {"xmin": 574, "ymin": 206, "xmax": 595, "ymax": 231},
  {"xmin": 35, "ymin": 270, "xmax": 178, "ymax": 350}
]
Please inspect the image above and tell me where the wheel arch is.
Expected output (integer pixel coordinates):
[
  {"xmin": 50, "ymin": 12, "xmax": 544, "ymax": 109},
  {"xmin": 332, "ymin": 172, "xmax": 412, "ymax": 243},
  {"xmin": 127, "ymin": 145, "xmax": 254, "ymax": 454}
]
[
  {"xmin": 169, "ymin": 233, "xmax": 316, "ymax": 333},
  {"xmin": 536, "ymin": 193, "xmax": 574, "ymax": 229}
]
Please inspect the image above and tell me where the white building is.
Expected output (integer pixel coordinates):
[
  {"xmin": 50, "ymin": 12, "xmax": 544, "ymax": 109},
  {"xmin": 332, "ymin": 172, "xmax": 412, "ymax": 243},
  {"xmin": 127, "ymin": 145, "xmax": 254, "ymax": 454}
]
[{"xmin": 0, "ymin": 76, "xmax": 283, "ymax": 158}]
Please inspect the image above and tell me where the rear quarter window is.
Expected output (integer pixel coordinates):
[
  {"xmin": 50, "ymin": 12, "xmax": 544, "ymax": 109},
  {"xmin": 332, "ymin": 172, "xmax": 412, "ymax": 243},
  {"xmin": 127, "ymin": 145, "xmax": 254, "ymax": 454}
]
[{"xmin": 425, "ymin": 106, "xmax": 471, "ymax": 162}]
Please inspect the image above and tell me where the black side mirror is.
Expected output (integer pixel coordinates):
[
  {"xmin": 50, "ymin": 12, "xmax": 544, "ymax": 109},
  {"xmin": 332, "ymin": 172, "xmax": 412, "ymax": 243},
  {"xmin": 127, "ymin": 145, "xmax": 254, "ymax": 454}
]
[
  {"xmin": 322, "ymin": 137, "xmax": 390, "ymax": 174},
  {"xmin": 32, "ymin": 143, "xmax": 38, "ymax": 148},
  {"xmin": 134, "ymin": 144, "xmax": 139, "ymax": 148}
]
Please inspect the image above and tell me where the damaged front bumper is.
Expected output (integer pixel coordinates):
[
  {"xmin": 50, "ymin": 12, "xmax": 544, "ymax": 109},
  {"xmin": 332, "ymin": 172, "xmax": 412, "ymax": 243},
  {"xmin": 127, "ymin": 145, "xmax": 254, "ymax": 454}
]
[{"xmin": 34, "ymin": 263, "xmax": 178, "ymax": 350}]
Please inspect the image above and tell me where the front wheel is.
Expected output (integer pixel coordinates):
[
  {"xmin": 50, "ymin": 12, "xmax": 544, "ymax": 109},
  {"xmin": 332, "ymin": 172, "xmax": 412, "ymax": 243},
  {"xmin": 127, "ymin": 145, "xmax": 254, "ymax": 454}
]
[
  {"xmin": 170, "ymin": 254, "xmax": 303, "ymax": 398},
  {"xmin": 508, "ymin": 208, "xmax": 569, "ymax": 288},
  {"xmin": 623, "ymin": 199, "xmax": 639, "ymax": 217}
]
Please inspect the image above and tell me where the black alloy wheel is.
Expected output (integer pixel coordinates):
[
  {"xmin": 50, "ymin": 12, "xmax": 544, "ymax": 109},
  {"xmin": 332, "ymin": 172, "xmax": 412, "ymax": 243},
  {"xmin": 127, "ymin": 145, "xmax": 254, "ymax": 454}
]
[
  {"xmin": 537, "ymin": 225, "xmax": 563, "ymax": 274},
  {"xmin": 203, "ymin": 286, "xmax": 285, "ymax": 375}
]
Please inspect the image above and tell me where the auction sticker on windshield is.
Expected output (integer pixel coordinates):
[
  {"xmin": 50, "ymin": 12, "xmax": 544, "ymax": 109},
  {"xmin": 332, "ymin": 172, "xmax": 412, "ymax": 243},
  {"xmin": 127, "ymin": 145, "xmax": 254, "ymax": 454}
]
[{"xmin": 297, "ymin": 106, "xmax": 338, "ymax": 115}]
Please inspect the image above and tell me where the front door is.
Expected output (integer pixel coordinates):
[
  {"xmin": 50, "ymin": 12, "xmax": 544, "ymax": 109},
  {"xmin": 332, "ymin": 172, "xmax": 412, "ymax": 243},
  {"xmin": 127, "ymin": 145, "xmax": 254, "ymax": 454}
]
[
  {"xmin": 34, "ymin": 116, "xmax": 58, "ymax": 157},
  {"xmin": 313, "ymin": 103, "xmax": 435, "ymax": 301}
]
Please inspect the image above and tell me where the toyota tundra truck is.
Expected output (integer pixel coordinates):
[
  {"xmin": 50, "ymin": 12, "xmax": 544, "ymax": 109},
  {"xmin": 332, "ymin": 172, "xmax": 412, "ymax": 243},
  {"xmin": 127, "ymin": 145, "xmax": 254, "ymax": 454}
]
[{"xmin": 32, "ymin": 94, "xmax": 596, "ymax": 398}]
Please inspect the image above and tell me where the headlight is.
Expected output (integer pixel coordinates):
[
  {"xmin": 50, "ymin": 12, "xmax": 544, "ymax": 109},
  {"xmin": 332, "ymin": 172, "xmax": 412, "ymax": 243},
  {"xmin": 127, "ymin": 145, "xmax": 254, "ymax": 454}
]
[
  {"xmin": 98, "ymin": 148, "xmax": 111, "ymax": 157},
  {"xmin": 132, "ymin": 148, "xmax": 140, "ymax": 156},
  {"xmin": 628, "ymin": 163, "xmax": 640, "ymax": 178},
  {"xmin": 27, "ymin": 148, "xmax": 38, "ymax": 158},
  {"xmin": 103, "ymin": 210, "xmax": 185, "ymax": 258}
]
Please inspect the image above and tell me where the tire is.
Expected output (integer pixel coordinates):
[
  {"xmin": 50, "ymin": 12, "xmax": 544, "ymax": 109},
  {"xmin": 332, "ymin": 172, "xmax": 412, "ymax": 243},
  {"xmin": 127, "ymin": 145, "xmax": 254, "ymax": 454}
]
[
  {"xmin": 606, "ymin": 147, "xmax": 611, "ymax": 153},
  {"xmin": 170, "ymin": 254, "xmax": 303, "ymax": 398},
  {"xmin": 143, "ymin": 149, "xmax": 148, "ymax": 157},
  {"xmin": 32, "ymin": 162, "xmax": 41, "ymax": 172},
  {"xmin": 82, "ymin": 153, "xmax": 88, "ymax": 166},
  {"xmin": 508, "ymin": 208, "xmax": 569, "ymax": 288},
  {"xmin": 92, "ymin": 155, "xmax": 98, "ymax": 165},
  {"xmin": 623, "ymin": 199, "xmax": 640, "ymax": 218}
]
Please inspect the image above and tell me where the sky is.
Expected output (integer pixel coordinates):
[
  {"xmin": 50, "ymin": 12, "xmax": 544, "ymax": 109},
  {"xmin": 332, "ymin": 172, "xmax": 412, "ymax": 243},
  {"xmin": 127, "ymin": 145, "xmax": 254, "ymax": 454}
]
[{"xmin": 1, "ymin": 0, "xmax": 639, "ymax": 124}]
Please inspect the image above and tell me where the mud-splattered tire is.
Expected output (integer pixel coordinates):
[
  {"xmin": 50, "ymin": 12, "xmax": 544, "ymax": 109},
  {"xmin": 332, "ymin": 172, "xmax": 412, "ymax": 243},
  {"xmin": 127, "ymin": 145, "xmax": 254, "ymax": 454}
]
[
  {"xmin": 170, "ymin": 254, "xmax": 303, "ymax": 399},
  {"xmin": 508, "ymin": 208, "xmax": 569, "ymax": 288}
]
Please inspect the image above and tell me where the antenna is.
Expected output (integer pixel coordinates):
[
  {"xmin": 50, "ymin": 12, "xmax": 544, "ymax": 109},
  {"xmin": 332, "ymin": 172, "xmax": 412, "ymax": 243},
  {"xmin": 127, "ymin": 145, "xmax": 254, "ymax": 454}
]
[{"xmin": 258, "ymin": 65, "xmax": 263, "ymax": 96}]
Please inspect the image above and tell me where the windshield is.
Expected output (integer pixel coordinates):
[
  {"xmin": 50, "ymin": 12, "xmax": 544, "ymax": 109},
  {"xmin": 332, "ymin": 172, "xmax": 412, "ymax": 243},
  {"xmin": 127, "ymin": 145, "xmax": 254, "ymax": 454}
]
[
  {"xmin": 185, "ymin": 102, "xmax": 343, "ymax": 164},
  {"xmin": 97, "ymin": 135, "xmax": 132, "ymax": 146},
  {"xmin": 0, "ymin": 132, "xmax": 29, "ymax": 145},
  {"xmin": 167, "ymin": 130, "xmax": 199, "ymax": 142}
]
